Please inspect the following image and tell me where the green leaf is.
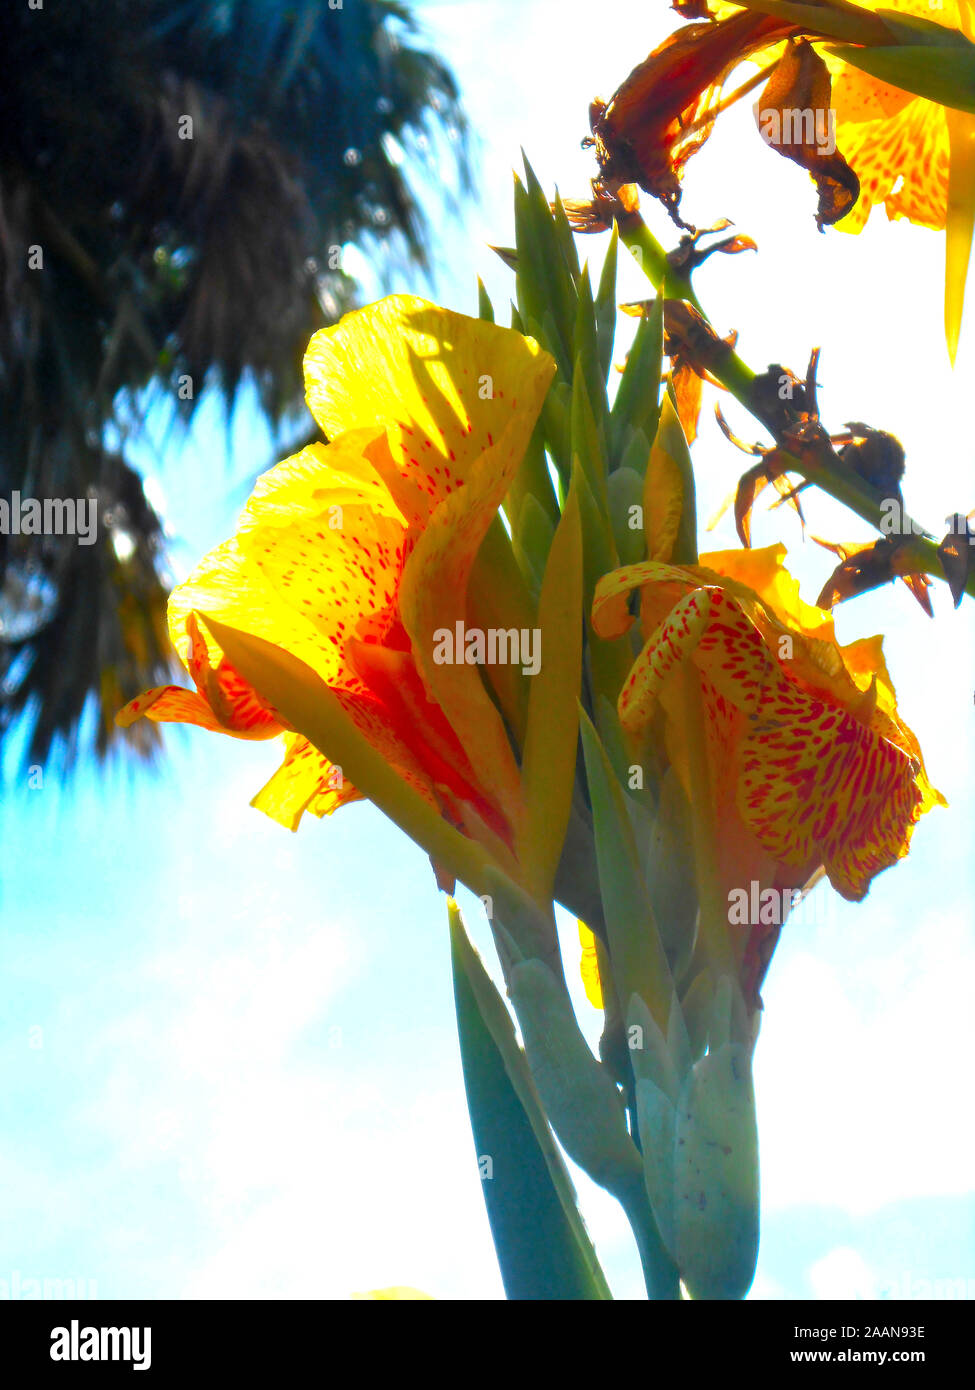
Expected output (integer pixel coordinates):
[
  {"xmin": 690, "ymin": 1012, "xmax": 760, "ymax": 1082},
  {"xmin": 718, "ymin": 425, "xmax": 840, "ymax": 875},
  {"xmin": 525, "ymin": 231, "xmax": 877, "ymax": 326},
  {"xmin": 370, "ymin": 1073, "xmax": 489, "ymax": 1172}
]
[
  {"xmin": 826, "ymin": 43, "xmax": 975, "ymax": 113},
  {"xmin": 477, "ymin": 276, "xmax": 495, "ymax": 323},
  {"xmin": 551, "ymin": 191, "xmax": 582, "ymax": 281},
  {"xmin": 579, "ymin": 708, "xmax": 677, "ymax": 1027},
  {"xmin": 513, "ymin": 164, "xmax": 575, "ymax": 375},
  {"xmin": 594, "ymin": 226, "xmax": 620, "ymax": 382},
  {"xmin": 725, "ymin": 0, "xmax": 892, "ymax": 45},
  {"xmin": 449, "ymin": 903, "xmax": 613, "ymax": 1300},
  {"xmin": 875, "ymin": 9, "xmax": 975, "ymax": 49},
  {"xmin": 573, "ymin": 268, "xmax": 610, "ymax": 443},
  {"xmin": 571, "ymin": 357, "xmax": 610, "ymax": 508},
  {"xmin": 512, "ymin": 491, "xmax": 557, "ymax": 593},
  {"xmin": 610, "ymin": 298, "xmax": 663, "ymax": 462},
  {"xmin": 518, "ymin": 485, "xmax": 583, "ymax": 901}
]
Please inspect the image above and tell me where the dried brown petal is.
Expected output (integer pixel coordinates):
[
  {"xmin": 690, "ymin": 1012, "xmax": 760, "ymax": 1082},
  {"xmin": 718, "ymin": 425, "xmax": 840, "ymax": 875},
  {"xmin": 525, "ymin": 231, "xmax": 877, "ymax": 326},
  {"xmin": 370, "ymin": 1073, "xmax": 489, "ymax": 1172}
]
[
  {"xmin": 589, "ymin": 9, "xmax": 797, "ymax": 226},
  {"xmin": 815, "ymin": 535, "xmax": 932, "ymax": 615},
  {"xmin": 755, "ymin": 39, "xmax": 859, "ymax": 228},
  {"xmin": 560, "ymin": 180, "xmax": 641, "ymax": 233},
  {"xmin": 937, "ymin": 514, "xmax": 975, "ymax": 608},
  {"xmin": 672, "ymin": 362, "xmax": 704, "ymax": 444}
]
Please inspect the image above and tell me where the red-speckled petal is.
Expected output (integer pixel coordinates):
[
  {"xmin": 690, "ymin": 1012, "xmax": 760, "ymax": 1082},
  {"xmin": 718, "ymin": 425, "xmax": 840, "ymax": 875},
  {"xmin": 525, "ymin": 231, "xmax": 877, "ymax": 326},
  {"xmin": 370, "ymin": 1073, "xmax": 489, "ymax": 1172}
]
[
  {"xmin": 303, "ymin": 296, "xmax": 556, "ymax": 527},
  {"xmin": 591, "ymin": 558, "xmax": 695, "ymax": 640},
  {"xmin": 116, "ymin": 684, "xmax": 279, "ymax": 740},
  {"xmin": 251, "ymin": 733, "xmax": 364, "ymax": 831},
  {"xmin": 739, "ymin": 670, "xmax": 925, "ymax": 900},
  {"xmin": 397, "ymin": 424, "xmax": 531, "ymax": 827}
]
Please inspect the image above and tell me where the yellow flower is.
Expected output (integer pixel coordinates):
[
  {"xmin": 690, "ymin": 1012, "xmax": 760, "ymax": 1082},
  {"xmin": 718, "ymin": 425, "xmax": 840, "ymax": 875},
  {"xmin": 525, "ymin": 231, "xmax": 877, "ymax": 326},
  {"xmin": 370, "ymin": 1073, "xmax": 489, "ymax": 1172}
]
[
  {"xmin": 592, "ymin": 543, "xmax": 944, "ymax": 1000},
  {"xmin": 118, "ymin": 296, "xmax": 556, "ymax": 891},
  {"xmin": 830, "ymin": 0, "xmax": 961, "ymax": 233}
]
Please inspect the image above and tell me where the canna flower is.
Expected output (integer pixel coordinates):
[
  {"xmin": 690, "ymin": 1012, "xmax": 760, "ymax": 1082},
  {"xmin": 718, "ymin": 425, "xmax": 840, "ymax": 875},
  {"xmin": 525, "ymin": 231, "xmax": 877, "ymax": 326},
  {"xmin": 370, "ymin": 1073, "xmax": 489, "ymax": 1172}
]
[
  {"xmin": 588, "ymin": 0, "xmax": 974, "ymax": 237},
  {"xmin": 829, "ymin": 0, "xmax": 965, "ymax": 233},
  {"xmin": 591, "ymin": 543, "xmax": 944, "ymax": 1001},
  {"xmin": 118, "ymin": 296, "xmax": 556, "ymax": 891}
]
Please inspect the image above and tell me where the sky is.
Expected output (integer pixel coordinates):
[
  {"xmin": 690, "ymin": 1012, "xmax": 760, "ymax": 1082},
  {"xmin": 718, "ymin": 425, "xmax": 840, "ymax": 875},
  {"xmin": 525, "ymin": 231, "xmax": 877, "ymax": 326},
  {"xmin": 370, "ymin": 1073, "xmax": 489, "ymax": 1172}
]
[{"xmin": 0, "ymin": 0, "xmax": 973, "ymax": 1301}]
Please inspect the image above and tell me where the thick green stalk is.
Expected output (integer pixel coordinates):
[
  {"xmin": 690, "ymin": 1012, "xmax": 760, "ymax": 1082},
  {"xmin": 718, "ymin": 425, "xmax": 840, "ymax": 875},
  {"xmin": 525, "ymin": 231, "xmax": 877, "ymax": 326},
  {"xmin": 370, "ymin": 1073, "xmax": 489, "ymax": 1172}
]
[{"xmin": 619, "ymin": 216, "xmax": 975, "ymax": 601}]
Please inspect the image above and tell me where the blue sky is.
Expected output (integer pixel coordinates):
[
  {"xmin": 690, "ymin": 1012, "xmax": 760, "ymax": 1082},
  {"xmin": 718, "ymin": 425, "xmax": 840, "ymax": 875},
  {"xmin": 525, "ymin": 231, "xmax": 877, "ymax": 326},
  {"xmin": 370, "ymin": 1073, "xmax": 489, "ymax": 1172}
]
[{"xmin": 1, "ymin": 0, "xmax": 972, "ymax": 1300}]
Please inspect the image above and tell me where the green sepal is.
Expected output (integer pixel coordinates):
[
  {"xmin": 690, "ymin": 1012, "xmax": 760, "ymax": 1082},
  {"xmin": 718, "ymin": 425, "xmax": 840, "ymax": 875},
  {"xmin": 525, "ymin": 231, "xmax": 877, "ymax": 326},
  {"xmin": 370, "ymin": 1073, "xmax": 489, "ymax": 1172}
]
[
  {"xmin": 672, "ymin": 1040, "xmax": 760, "ymax": 1301},
  {"xmin": 617, "ymin": 424, "xmax": 656, "ymax": 483},
  {"xmin": 607, "ymin": 465, "xmax": 647, "ymax": 566},
  {"xmin": 513, "ymin": 162, "xmax": 575, "ymax": 374},
  {"xmin": 579, "ymin": 707, "xmax": 677, "ymax": 1028},
  {"xmin": 651, "ymin": 392, "xmax": 698, "ymax": 564},
  {"xmin": 506, "ymin": 952, "xmax": 643, "ymax": 1193}
]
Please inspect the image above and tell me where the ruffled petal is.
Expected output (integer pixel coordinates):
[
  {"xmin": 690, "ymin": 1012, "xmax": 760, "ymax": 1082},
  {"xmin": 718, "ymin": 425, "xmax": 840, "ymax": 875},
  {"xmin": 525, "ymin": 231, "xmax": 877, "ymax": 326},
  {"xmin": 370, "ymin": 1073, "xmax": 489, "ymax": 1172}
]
[
  {"xmin": 250, "ymin": 733, "xmax": 363, "ymax": 831},
  {"xmin": 117, "ymin": 683, "xmax": 278, "ymax": 740},
  {"xmin": 303, "ymin": 297, "xmax": 556, "ymax": 527}
]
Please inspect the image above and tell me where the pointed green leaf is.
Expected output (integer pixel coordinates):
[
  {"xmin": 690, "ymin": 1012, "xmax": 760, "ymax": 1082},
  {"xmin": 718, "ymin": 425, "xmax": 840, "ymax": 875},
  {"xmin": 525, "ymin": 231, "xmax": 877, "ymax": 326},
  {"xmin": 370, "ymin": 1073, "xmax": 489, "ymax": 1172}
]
[
  {"xmin": 571, "ymin": 359, "xmax": 609, "ymax": 506},
  {"xmin": 826, "ymin": 43, "xmax": 975, "ymax": 113},
  {"xmin": 512, "ymin": 491, "xmax": 557, "ymax": 593},
  {"xmin": 595, "ymin": 226, "xmax": 620, "ymax": 382},
  {"xmin": 518, "ymin": 485, "xmax": 583, "ymax": 900},
  {"xmin": 449, "ymin": 903, "xmax": 613, "ymax": 1300},
  {"xmin": 477, "ymin": 276, "xmax": 495, "ymax": 323},
  {"xmin": 573, "ymin": 268, "xmax": 610, "ymax": 444},
  {"xmin": 610, "ymin": 298, "xmax": 663, "ymax": 462},
  {"xmin": 551, "ymin": 191, "xmax": 582, "ymax": 281}
]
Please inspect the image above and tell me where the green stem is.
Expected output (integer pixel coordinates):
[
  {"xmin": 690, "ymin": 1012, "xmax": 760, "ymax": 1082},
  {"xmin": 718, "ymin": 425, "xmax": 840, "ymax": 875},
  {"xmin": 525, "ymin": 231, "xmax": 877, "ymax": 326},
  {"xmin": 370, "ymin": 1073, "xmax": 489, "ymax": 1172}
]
[
  {"xmin": 614, "ymin": 1170, "xmax": 681, "ymax": 1300},
  {"xmin": 620, "ymin": 215, "xmax": 975, "ymax": 602}
]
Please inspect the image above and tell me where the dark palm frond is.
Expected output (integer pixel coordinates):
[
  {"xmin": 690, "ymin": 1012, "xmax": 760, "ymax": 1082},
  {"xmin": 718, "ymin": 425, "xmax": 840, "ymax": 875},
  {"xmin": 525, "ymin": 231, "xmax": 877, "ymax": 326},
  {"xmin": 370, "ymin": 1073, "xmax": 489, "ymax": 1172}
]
[{"xmin": 0, "ymin": 0, "xmax": 473, "ymax": 772}]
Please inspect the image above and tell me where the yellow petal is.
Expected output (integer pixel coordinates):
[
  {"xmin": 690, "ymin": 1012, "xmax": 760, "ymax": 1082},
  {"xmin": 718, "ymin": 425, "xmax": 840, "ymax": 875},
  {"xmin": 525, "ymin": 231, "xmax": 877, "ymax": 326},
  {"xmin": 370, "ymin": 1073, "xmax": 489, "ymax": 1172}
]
[
  {"xmin": 738, "ymin": 674, "xmax": 927, "ymax": 900},
  {"xmin": 397, "ymin": 424, "xmax": 540, "ymax": 834},
  {"xmin": 352, "ymin": 1287, "xmax": 433, "ymax": 1300},
  {"xmin": 578, "ymin": 920, "xmax": 605, "ymax": 1010},
  {"xmin": 116, "ymin": 684, "xmax": 270, "ymax": 737},
  {"xmin": 203, "ymin": 617, "xmax": 495, "ymax": 895},
  {"xmin": 250, "ymin": 733, "xmax": 363, "ymax": 832},
  {"xmin": 303, "ymin": 296, "xmax": 556, "ymax": 527},
  {"xmin": 591, "ymin": 558, "xmax": 694, "ymax": 641},
  {"xmin": 946, "ymin": 107, "xmax": 975, "ymax": 361}
]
